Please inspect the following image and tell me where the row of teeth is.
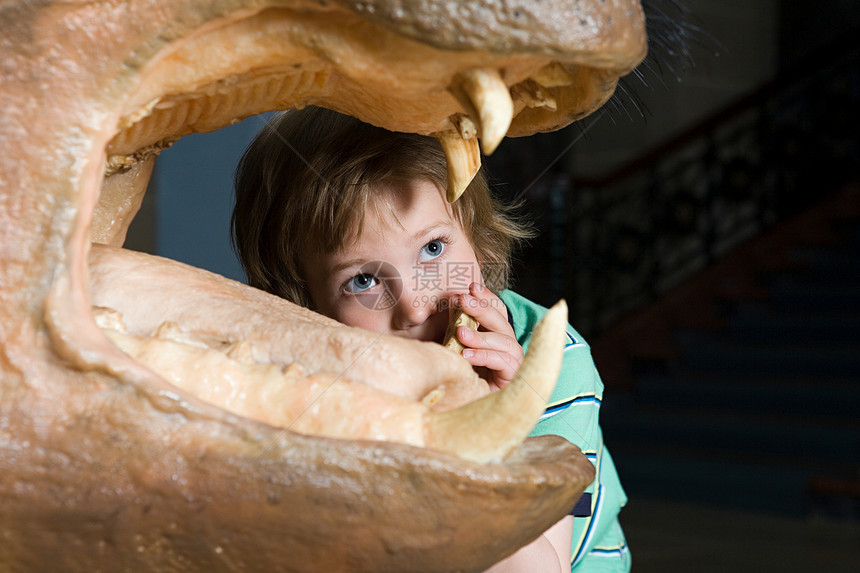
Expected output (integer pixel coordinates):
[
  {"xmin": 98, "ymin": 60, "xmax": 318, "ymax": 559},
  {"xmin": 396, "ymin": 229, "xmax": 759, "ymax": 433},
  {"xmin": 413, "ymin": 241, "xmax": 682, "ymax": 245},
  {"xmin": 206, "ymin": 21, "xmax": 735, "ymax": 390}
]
[
  {"xmin": 438, "ymin": 63, "xmax": 572, "ymax": 202},
  {"xmin": 93, "ymin": 305, "xmax": 431, "ymax": 448},
  {"xmin": 105, "ymin": 62, "xmax": 574, "ymax": 201},
  {"xmin": 92, "ymin": 298, "xmax": 569, "ymax": 464}
]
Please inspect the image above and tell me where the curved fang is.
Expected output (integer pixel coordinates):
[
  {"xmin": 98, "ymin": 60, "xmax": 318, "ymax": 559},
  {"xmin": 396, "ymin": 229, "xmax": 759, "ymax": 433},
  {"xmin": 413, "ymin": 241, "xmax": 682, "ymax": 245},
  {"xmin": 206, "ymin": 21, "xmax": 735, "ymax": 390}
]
[
  {"xmin": 425, "ymin": 300, "xmax": 569, "ymax": 463},
  {"xmin": 437, "ymin": 128, "xmax": 481, "ymax": 202},
  {"xmin": 449, "ymin": 68, "xmax": 514, "ymax": 156}
]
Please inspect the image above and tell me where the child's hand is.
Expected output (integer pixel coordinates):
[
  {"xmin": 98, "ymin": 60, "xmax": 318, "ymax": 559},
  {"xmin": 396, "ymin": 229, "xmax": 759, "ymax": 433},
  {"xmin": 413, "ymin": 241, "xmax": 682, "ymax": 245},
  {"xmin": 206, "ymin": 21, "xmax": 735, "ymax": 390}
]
[{"xmin": 452, "ymin": 282, "xmax": 524, "ymax": 391}]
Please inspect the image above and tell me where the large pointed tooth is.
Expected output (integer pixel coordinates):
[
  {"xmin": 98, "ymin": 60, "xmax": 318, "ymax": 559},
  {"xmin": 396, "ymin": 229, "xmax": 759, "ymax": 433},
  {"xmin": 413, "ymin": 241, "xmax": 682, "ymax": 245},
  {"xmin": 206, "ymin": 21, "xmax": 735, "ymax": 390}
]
[
  {"xmin": 437, "ymin": 127, "xmax": 481, "ymax": 203},
  {"xmin": 530, "ymin": 62, "xmax": 576, "ymax": 88},
  {"xmin": 425, "ymin": 300, "xmax": 568, "ymax": 463},
  {"xmin": 449, "ymin": 68, "xmax": 514, "ymax": 155},
  {"xmin": 155, "ymin": 321, "xmax": 184, "ymax": 341},
  {"xmin": 226, "ymin": 340, "xmax": 255, "ymax": 365},
  {"xmin": 511, "ymin": 79, "xmax": 558, "ymax": 112},
  {"xmin": 154, "ymin": 321, "xmax": 209, "ymax": 349},
  {"xmin": 452, "ymin": 112, "xmax": 478, "ymax": 140},
  {"xmin": 92, "ymin": 306, "xmax": 126, "ymax": 333},
  {"xmin": 421, "ymin": 388, "xmax": 445, "ymax": 408}
]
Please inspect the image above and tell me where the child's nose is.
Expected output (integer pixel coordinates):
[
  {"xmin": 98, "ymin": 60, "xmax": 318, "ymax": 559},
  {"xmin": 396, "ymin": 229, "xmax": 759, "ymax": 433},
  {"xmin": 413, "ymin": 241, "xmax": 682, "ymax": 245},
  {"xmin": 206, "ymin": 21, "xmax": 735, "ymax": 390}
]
[
  {"xmin": 394, "ymin": 286, "xmax": 450, "ymax": 329},
  {"xmin": 394, "ymin": 288, "xmax": 434, "ymax": 328}
]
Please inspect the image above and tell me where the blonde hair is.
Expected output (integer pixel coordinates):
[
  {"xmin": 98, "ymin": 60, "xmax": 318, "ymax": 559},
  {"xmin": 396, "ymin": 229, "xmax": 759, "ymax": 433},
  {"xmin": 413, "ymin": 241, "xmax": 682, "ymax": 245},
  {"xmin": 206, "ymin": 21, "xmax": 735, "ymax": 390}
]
[{"xmin": 232, "ymin": 106, "xmax": 532, "ymax": 309}]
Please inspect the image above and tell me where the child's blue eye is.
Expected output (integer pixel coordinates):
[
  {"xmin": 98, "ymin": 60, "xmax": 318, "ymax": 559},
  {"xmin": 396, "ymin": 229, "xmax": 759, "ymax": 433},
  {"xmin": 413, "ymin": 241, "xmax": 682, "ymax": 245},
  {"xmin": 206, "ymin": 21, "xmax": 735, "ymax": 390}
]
[
  {"xmin": 418, "ymin": 239, "xmax": 445, "ymax": 262},
  {"xmin": 345, "ymin": 273, "xmax": 378, "ymax": 293}
]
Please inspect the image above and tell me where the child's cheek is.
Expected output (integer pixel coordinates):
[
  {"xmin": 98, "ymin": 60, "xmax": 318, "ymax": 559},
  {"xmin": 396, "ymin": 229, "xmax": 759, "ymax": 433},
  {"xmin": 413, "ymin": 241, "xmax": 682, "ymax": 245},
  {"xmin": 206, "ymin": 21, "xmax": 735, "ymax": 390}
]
[{"xmin": 335, "ymin": 299, "xmax": 386, "ymax": 334}]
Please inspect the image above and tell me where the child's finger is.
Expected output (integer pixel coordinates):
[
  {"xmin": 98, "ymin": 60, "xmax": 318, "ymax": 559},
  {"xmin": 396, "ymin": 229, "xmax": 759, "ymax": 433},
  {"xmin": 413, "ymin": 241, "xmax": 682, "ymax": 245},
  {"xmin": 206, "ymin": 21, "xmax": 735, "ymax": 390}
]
[
  {"xmin": 457, "ymin": 327, "xmax": 523, "ymax": 385},
  {"xmin": 468, "ymin": 282, "xmax": 506, "ymax": 315},
  {"xmin": 459, "ymin": 291, "xmax": 511, "ymax": 337},
  {"xmin": 457, "ymin": 326, "xmax": 522, "ymax": 359},
  {"xmin": 461, "ymin": 347, "xmax": 520, "ymax": 386}
]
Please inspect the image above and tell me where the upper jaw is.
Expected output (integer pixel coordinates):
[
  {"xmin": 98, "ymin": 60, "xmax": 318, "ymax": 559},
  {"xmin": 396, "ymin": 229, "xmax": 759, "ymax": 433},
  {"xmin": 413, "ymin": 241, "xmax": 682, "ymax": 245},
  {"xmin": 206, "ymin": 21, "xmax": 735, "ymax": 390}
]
[{"xmin": 98, "ymin": 2, "xmax": 647, "ymax": 224}]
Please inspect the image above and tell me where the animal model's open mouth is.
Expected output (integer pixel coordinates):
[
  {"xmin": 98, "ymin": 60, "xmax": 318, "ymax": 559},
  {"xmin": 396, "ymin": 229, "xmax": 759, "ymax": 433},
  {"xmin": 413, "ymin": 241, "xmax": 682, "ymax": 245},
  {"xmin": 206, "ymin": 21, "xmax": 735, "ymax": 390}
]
[
  {"xmin": 1, "ymin": 1, "xmax": 646, "ymax": 570},
  {"xmin": 82, "ymin": 1, "xmax": 646, "ymax": 462}
]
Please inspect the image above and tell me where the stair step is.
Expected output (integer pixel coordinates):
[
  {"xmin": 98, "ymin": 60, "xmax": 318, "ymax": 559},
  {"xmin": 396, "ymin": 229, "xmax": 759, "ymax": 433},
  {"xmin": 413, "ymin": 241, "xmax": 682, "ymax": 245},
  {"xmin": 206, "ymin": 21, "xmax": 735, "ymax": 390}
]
[
  {"xmin": 844, "ymin": 223, "xmax": 860, "ymax": 248},
  {"xmin": 674, "ymin": 332, "xmax": 860, "ymax": 378},
  {"xmin": 632, "ymin": 375, "xmax": 860, "ymax": 420},
  {"xmin": 601, "ymin": 403, "xmax": 859, "ymax": 466},
  {"xmin": 608, "ymin": 444, "xmax": 824, "ymax": 516},
  {"xmin": 791, "ymin": 246, "xmax": 860, "ymax": 271},
  {"xmin": 725, "ymin": 302, "xmax": 860, "ymax": 344},
  {"xmin": 609, "ymin": 206, "xmax": 860, "ymax": 518},
  {"xmin": 767, "ymin": 278, "xmax": 860, "ymax": 313},
  {"xmin": 807, "ymin": 475, "xmax": 860, "ymax": 520}
]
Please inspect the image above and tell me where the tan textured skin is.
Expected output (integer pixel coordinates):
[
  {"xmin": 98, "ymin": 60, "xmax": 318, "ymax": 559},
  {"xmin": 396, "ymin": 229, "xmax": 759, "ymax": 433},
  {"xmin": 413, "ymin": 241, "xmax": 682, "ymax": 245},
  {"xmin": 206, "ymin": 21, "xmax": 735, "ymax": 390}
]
[
  {"xmin": 0, "ymin": 1, "xmax": 646, "ymax": 571},
  {"xmin": 87, "ymin": 245, "xmax": 565, "ymax": 460}
]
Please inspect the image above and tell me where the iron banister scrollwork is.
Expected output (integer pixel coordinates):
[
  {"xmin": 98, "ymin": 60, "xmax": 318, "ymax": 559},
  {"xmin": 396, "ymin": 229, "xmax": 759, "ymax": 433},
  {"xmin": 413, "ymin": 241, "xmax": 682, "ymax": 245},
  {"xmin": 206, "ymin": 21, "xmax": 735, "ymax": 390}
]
[{"xmin": 556, "ymin": 35, "xmax": 859, "ymax": 337}]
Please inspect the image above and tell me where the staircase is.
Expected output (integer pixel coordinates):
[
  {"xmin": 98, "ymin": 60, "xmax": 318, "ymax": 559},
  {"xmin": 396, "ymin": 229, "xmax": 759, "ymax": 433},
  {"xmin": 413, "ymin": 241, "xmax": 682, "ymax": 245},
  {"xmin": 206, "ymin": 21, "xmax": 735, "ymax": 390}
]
[{"xmin": 596, "ymin": 182, "xmax": 860, "ymax": 519}]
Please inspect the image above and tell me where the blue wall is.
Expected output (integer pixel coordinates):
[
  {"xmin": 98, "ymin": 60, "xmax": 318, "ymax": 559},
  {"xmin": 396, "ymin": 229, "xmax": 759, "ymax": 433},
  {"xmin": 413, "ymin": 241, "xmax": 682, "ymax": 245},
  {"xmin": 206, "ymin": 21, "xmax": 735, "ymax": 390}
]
[{"xmin": 153, "ymin": 114, "xmax": 272, "ymax": 283}]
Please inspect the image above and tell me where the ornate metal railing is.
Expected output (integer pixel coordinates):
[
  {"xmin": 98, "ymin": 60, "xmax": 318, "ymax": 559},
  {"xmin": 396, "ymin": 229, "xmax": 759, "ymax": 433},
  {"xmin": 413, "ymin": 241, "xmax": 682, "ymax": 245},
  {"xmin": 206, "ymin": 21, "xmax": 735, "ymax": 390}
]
[{"xmin": 527, "ymin": 33, "xmax": 860, "ymax": 338}]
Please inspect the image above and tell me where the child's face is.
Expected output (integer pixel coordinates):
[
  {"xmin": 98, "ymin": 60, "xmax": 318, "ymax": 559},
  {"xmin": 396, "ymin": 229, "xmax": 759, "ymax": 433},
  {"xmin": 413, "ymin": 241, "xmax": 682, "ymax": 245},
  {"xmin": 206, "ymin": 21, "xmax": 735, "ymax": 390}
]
[{"xmin": 302, "ymin": 179, "xmax": 482, "ymax": 343}]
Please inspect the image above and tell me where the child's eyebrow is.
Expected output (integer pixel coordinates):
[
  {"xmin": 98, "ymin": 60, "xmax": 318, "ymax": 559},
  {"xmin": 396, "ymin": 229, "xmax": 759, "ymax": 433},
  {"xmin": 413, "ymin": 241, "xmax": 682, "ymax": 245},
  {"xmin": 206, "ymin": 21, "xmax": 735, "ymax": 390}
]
[
  {"xmin": 412, "ymin": 222, "xmax": 453, "ymax": 243},
  {"xmin": 330, "ymin": 258, "xmax": 367, "ymax": 275}
]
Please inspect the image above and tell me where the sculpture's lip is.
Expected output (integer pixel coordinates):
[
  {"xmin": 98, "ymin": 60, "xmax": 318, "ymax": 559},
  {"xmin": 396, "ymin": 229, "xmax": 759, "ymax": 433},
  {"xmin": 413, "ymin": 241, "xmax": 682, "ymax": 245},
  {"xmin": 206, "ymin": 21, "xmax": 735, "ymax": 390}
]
[
  {"xmin": 76, "ymin": 1, "xmax": 643, "ymax": 442},
  {"xmin": 0, "ymin": 1, "xmax": 622, "ymax": 568},
  {"xmin": 4, "ymin": 0, "xmax": 646, "ymax": 452},
  {"xmin": 103, "ymin": 2, "xmax": 647, "ymax": 177},
  {"xmin": 343, "ymin": 0, "xmax": 646, "ymax": 56}
]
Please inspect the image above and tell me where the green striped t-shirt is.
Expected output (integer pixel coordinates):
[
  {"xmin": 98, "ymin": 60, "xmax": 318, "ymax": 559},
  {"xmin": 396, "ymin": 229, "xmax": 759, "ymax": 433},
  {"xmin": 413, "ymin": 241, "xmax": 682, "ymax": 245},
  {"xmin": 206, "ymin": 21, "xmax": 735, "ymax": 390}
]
[{"xmin": 500, "ymin": 290, "xmax": 630, "ymax": 572}]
